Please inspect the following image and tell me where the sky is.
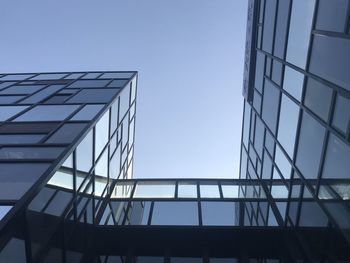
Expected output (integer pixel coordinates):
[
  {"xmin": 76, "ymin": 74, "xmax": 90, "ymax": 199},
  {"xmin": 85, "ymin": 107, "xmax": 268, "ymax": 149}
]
[{"xmin": 0, "ymin": 0, "xmax": 248, "ymax": 179}]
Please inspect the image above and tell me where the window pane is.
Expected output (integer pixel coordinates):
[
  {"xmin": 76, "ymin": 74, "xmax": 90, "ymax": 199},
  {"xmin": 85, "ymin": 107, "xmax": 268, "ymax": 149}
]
[
  {"xmin": 0, "ymin": 106, "xmax": 28, "ymax": 121},
  {"xmin": 262, "ymin": 152, "xmax": 273, "ymax": 179},
  {"xmin": 76, "ymin": 130, "xmax": 93, "ymax": 173},
  {"xmin": 299, "ymin": 202, "xmax": 328, "ymax": 227},
  {"xmin": 296, "ymin": 112, "xmax": 325, "ymax": 179},
  {"xmin": 271, "ymin": 184, "xmax": 289, "ymax": 198},
  {"xmin": 70, "ymin": 104, "xmax": 104, "ymax": 121},
  {"xmin": 48, "ymin": 170, "xmax": 73, "ymax": 190},
  {"xmin": 309, "ymin": 35, "xmax": 350, "ymax": 92},
  {"xmin": 0, "ymin": 147, "xmax": 64, "ymax": 160},
  {"xmin": 0, "ymin": 74, "xmax": 33, "ymax": 80},
  {"xmin": 316, "ymin": 0, "xmax": 348, "ymax": 32},
  {"xmin": 273, "ymin": 0, "xmax": 291, "ymax": 59},
  {"xmin": 254, "ymin": 117, "xmax": 264, "ymax": 158},
  {"xmin": 134, "ymin": 182, "xmax": 175, "ymax": 198},
  {"xmin": 221, "ymin": 185, "xmax": 239, "ymax": 198},
  {"xmin": 283, "ymin": 66, "xmax": 304, "ymax": 101},
  {"xmin": 0, "ymin": 134, "xmax": 44, "ymax": 144},
  {"xmin": 171, "ymin": 258, "xmax": 202, "ymax": 263},
  {"xmin": 108, "ymin": 79, "xmax": 129, "ymax": 88},
  {"xmin": 254, "ymin": 52, "xmax": 264, "ymax": 93},
  {"xmin": 119, "ymin": 86, "xmax": 130, "ymax": 122},
  {"xmin": 0, "ymin": 206, "xmax": 12, "ymax": 220},
  {"xmin": 242, "ymin": 101, "xmax": 251, "ymax": 148},
  {"xmin": 66, "ymin": 89, "xmax": 119, "ymax": 103},
  {"xmin": 95, "ymin": 111, "xmax": 109, "ymax": 160},
  {"xmin": 46, "ymin": 123, "xmax": 87, "ymax": 144},
  {"xmin": 201, "ymin": 202, "xmax": 236, "ymax": 226},
  {"xmin": 274, "ymin": 145, "xmax": 291, "ymax": 179},
  {"xmin": 68, "ymin": 79, "xmax": 110, "ymax": 88},
  {"xmin": 0, "ymin": 96, "xmax": 24, "ymax": 104},
  {"xmin": 14, "ymin": 105, "xmax": 79, "ymax": 121},
  {"xmin": 0, "ymin": 238, "xmax": 26, "ymax": 263},
  {"xmin": 262, "ymin": 80, "xmax": 280, "ymax": 134},
  {"xmin": 200, "ymin": 184, "xmax": 220, "ymax": 198},
  {"xmin": 110, "ymin": 146, "xmax": 121, "ymax": 179},
  {"xmin": 332, "ymin": 95, "xmax": 350, "ymax": 134},
  {"xmin": 95, "ymin": 150, "xmax": 108, "ymax": 178},
  {"xmin": 277, "ymin": 94, "xmax": 299, "ymax": 157},
  {"xmin": 0, "ymin": 85, "xmax": 44, "ymax": 95},
  {"xmin": 151, "ymin": 202, "xmax": 198, "ymax": 225},
  {"xmin": 134, "ymin": 256, "xmax": 163, "ymax": 263},
  {"xmin": 286, "ymin": 0, "xmax": 315, "ymax": 68},
  {"xmin": 304, "ymin": 78, "xmax": 332, "ymax": 121},
  {"xmin": 19, "ymin": 85, "xmax": 64, "ymax": 104},
  {"xmin": 111, "ymin": 182, "xmax": 133, "ymax": 198},
  {"xmin": 31, "ymin": 73, "xmax": 67, "ymax": 80},
  {"xmin": 262, "ymin": 0, "xmax": 277, "ymax": 54},
  {"xmin": 272, "ymin": 60, "xmax": 283, "ymax": 85},
  {"xmin": 322, "ymin": 134, "xmax": 350, "ymax": 179},
  {"xmin": 100, "ymin": 72, "xmax": 134, "ymax": 79},
  {"xmin": 81, "ymin": 72, "xmax": 101, "ymax": 79},
  {"xmin": 178, "ymin": 182, "xmax": 197, "ymax": 198}
]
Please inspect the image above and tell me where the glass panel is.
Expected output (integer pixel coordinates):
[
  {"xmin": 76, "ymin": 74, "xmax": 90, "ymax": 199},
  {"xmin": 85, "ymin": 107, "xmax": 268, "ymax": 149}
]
[
  {"xmin": 271, "ymin": 184, "xmax": 289, "ymax": 198},
  {"xmin": 0, "ymin": 134, "xmax": 44, "ymax": 144},
  {"xmin": 201, "ymin": 202, "xmax": 236, "ymax": 226},
  {"xmin": 130, "ymin": 77, "xmax": 137, "ymax": 103},
  {"xmin": 254, "ymin": 52, "xmax": 264, "ymax": 93},
  {"xmin": 309, "ymin": 35, "xmax": 350, "ymax": 92},
  {"xmin": 0, "ymin": 106, "xmax": 28, "ymax": 121},
  {"xmin": 262, "ymin": 0, "xmax": 277, "ymax": 54},
  {"xmin": 0, "ymin": 95, "xmax": 24, "ymax": 104},
  {"xmin": 332, "ymin": 95, "xmax": 350, "ymax": 134},
  {"xmin": 127, "ymin": 201, "xmax": 151, "ymax": 226},
  {"xmin": 134, "ymin": 256, "xmax": 163, "ymax": 263},
  {"xmin": 262, "ymin": 80, "xmax": 280, "ymax": 134},
  {"xmin": 277, "ymin": 94, "xmax": 299, "ymax": 157},
  {"xmin": 19, "ymin": 85, "xmax": 64, "ymax": 104},
  {"xmin": 46, "ymin": 123, "xmax": 87, "ymax": 144},
  {"xmin": 76, "ymin": 130, "xmax": 93, "ymax": 173},
  {"xmin": 200, "ymin": 184, "xmax": 220, "ymax": 198},
  {"xmin": 14, "ymin": 105, "xmax": 79, "ymax": 121},
  {"xmin": 322, "ymin": 134, "xmax": 350, "ymax": 179},
  {"xmin": 0, "ymin": 74, "xmax": 33, "ymax": 80},
  {"xmin": 304, "ymin": 78, "xmax": 332, "ymax": 121},
  {"xmin": 31, "ymin": 73, "xmax": 67, "ymax": 80},
  {"xmin": 0, "ymin": 147, "xmax": 64, "ymax": 159},
  {"xmin": 171, "ymin": 258, "xmax": 202, "ymax": 263},
  {"xmin": 254, "ymin": 117, "xmax": 264, "ymax": 158},
  {"xmin": 272, "ymin": 60, "xmax": 283, "ymax": 85},
  {"xmin": 178, "ymin": 182, "xmax": 197, "ymax": 198},
  {"xmin": 111, "ymin": 182, "xmax": 133, "ymax": 198},
  {"xmin": 100, "ymin": 72, "xmax": 134, "ymax": 79},
  {"xmin": 274, "ymin": 145, "xmax": 291, "ymax": 179},
  {"xmin": 110, "ymin": 146, "xmax": 121, "ymax": 179},
  {"xmin": 66, "ymin": 89, "xmax": 119, "ymax": 103},
  {"xmin": 151, "ymin": 202, "xmax": 198, "ymax": 225},
  {"xmin": 108, "ymin": 79, "xmax": 129, "ymax": 88},
  {"xmin": 0, "ymin": 82, "xmax": 15, "ymax": 89},
  {"xmin": 273, "ymin": 0, "xmax": 291, "ymax": 59},
  {"xmin": 47, "ymin": 170, "xmax": 74, "ymax": 190},
  {"xmin": 68, "ymin": 79, "xmax": 110, "ymax": 88},
  {"xmin": 0, "ymin": 238, "xmax": 27, "ymax": 263},
  {"xmin": 262, "ymin": 152, "xmax": 273, "ymax": 179},
  {"xmin": 110, "ymin": 99, "xmax": 119, "ymax": 135},
  {"xmin": 299, "ymin": 202, "xmax": 328, "ymax": 227},
  {"xmin": 221, "ymin": 185, "xmax": 239, "ymax": 198},
  {"xmin": 286, "ymin": 0, "xmax": 315, "ymax": 69},
  {"xmin": 0, "ymin": 206, "xmax": 12, "ymax": 220},
  {"xmin": 134, "ymin": 182, "xmax": 175, "ymax": 198},
  {"xmin": 283, "ymin": 66, "xmax": 304, "ymax": 101},
  {"xmin": 70, "ymin": 104, "xmax": 104, "ymax": 121},
  {"xmin": 95, "ymin": 111, "xmax": 109, "ymax": 160},
  {"xmin": 242, "ymin": 101, "xmax": 251, "ymax": 148},
  {"xmin": 265, "ymin": 130, "xmax": 275, "ymax": 156},
  {"xmin": 316, "ymin": 0, "xmax": 348, "ymax": 32},
  {"xmin": 0, "ymin": 85, "xmax": 44, "ymax": 95},
  {"xmin": 210, "ymin": 258, "xmax": 238, "ymax": 263},
  {"xmin": 43, "ymin": 95, "xmax": 70, "ymax": 104},
  {"xmin": 95, "ymin": 150, "xmax": 108, "ymax": 178},
  {"xmin": 44, "ymin": 190, "xmax": 73, "ymax": 216},
  {"xmin": 296, "ymin": 112, "xmax": 325, "ymax": 179},
  {"xmin": 81, "ymin": 72, "xmax": 101, "ymax": 79},
  {"xmin": 64, "ymin": 73, "xmax": 84, "ymax": 79},
  {"xmin": 119, "ymin": 86, "xmax": 130, "ymax": 124}
]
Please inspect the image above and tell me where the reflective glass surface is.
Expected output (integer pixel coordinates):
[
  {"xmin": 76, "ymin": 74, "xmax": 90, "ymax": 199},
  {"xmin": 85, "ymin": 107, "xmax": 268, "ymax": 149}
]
[
  {"xmin": 332, "ymin": 95, "xmax": 350, "ymax": 134},
  {"xmin": 151, "ymin": 202, "xmax": 198, "ymax": 225},
  {"xmin": 0, "ymin": 106, "xmax": 28, "ymax": 121},
  {"xmin": 134, "ymin": 182, "xmax": 175, "ymax": 198},
  {"xmin": 14, "ymin": 105, "xmax": 79, "ymax": 121},
  {"xmin": 201, "ymin": 201, "xmax": 235, "ymax": 226},
  {"xmin": 178, "ymin": 182, "xmax": 197, "ymax": 198},
  {"xmin": 283, "ymin": 66, "xmax": 304, "ymax": 101},
  {"xmin": 200, "ymin": 184, "xmax": 220, "ymax": 198},
  {"xmin": 70, "ymin": 104, "xmax": 104, "ymax": 121},
  {"xmin": 95, "ymin": 111, "xmax": 109, "ymax": 160},
  {"xmin": 262, "ymin": 80, "xmax": 280, "ymax": 134}
]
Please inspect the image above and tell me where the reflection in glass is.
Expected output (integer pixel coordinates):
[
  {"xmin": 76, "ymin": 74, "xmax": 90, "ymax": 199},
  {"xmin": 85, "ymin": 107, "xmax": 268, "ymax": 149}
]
[
  {"xmin": 0, "ymin": 106, "xmax": 28, "ymax": 121},
  {"xmin": 151, "ymin": 202, "xmax": 198, "ymax": 225},
  {"xmin": 134, "ymin": 182, "xmax": 175, "ymax": 198},
  {"xmin": 14, "ymin": 105, "xmax": 79, "ymax": 121},
  {"xmin": 332, "ymin": 95, "xmax": 350, "ymax": 134},
  {"xmin": 76, "ymin": 130, "xmax": 93, "ymax": 173},
  {"xmin": 111, "ymin": 182, "xmax": 134, "ymax": 198},
  {"xmin": 0, "ymin": 206, "xmax": 12, "ymax": 220},
  {"xmin": 221, "ymin": 185, "xmax": 239, "ymax": 198},
  {"xmin": 200, "ymin": 184, "xmax": 220, "ymax": 198},
  {"xmin": 201, "ymin": 202, "xmax": 235, "ymax": 226},
  {"xmin": 48, "ymin": 170, "xmax": 73, "ymax": 190},
  {"xmin": 178, "ymin": 182, "xmax": 197, "ymax": 198},
  {"xmin": 95, "ymin": 111, "xmax": 109, "ymax": 161}
]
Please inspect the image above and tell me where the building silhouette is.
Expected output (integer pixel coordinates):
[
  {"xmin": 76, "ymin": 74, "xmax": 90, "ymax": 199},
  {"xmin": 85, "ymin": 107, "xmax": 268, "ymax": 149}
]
[{"xmin": 0, "ymin": 0, "xmax": 350, "ymax": 262}]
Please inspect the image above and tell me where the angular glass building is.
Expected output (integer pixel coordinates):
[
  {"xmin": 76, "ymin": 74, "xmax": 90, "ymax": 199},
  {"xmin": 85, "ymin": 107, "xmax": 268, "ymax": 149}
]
[{"xmin": 0, "ymin": 0, "xmax": 350, "ymax": 262}]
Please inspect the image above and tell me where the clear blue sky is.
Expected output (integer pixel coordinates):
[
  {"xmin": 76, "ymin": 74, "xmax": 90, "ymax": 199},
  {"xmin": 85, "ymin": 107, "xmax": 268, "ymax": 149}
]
[{"xmin": 0, "ymin": 0, "xmax": 248, "ymax": 178}]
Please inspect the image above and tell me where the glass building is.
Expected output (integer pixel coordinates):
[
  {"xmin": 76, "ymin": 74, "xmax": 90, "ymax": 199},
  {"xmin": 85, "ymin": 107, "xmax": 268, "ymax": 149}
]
[{"xmin": 0, "ymin": 1, "xmax": 350, "ymax": 262}]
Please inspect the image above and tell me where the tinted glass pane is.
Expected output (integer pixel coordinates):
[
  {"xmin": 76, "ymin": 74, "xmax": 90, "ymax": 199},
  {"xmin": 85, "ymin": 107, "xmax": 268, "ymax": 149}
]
[
  {"xmin": 200, "ymin": 184, "xmax": 220, "ymax": 198},
  {"xmin": 31, "ymin": 73, "xmax": 67, "ymax": 80},
  {"xmin": 134, "ymin": 182, "xmax": 175, "ymax": 198},
  {"xmin": 0, "ymin": 96, "xmax": 24, "ymax": 104},
  {"xmin": 0, "ymin": 106, "xmax": 28, "ymax": 121},
  {"xmin": 242, "ymin": 101, "xmax": 251, "ymax": 148},
  {"xmin": 299, "ymin": 202, "xmax": 328, "ymax": 227},
  {"xmin": 254, "ymin": 52, "xmax": 264, "ymax": 93},
  {"xmin": 283, "ymin": 66, "xmax": 304, "ymax": 101},
  {"xmin": 332, "ymin": 95, "xmax": 350, "ymax": 134},
  {"xmin": 262, "ymin": 0, "xmax": 277, "ymax": 53},
  {"xmin": 274, "ymin": 0, "xmax": 290, "ymax": 59},
  {"xmin": 134, "ymin": 256, "xmax": 163, "ymax": 263},
  {"xmin": 254, "ymin": 117, "xmax": 264, "ymax": 158},
  {"xmin": 286, "ymin": 0, "xmax": 315, "ymax": 68},
  {"xmin": 95, "ymin": 111, "xmax": 109, "ymax": 160},
  {"xmin": 201, "ymin": 202, "xmax": 235, "ymax": 225},
  {"xmin": 262, "ymin": 152, "xmax": 273, "ymax": 179},
  {"xmin": 0, "ymin": 147, "xmax": 64, "ymax": 159},
  {"xmin": 46, "ymin": 123, "xmax": 87, "ymax": 144},
  {"xmin": 272, "ymin": 60, "xmax": 283, "ymax": 85},
  {"xmin": 0, "ymin": 85, "xmax": 44, "ymax": 95},
  {"xmin": 0, "ymin": 134, "xmax": 44, "ymax": 144},
  {"xmin": 309, "ymin": 35, "xmax": 350, "ymax": 92},
  {"xmin": 277, "ymin": 94, "xmax": 299, "ymax": 157},
  {"xmin": 100, "ymin": 72, "xmax": 134, "ymax": 79},
  {"xmin": 264, "ymin": 130, "xmax": 275, "ymax": 156},
  {"xmin": 70, "ymin": 104, "xmax": 104, "ymax": 121},
  {"xmin": 262, "ymin": 80, "xmax": 280, "ymax": 134},
  {"xmin": 68, "ymin": 79, "xmax": 109, "ymax": 88},
  {"xmin": 66, "ymin": 89, "xmax": 119, "ymax": 103},
  {"xmin": 81, "ymin": 72, "xmax": 101, "ymax": 79},
  {"xmin": 304, "ymin": 78, "xmax": 332, "ymax": 121},
  {"xmin": 323, "ymin": 134, "xmax": 350, "ymax": 179},
  {"xmin": 0, "ymin": 238, "xmax": 26, "ymax": 263},
  {"xmin": 296, "ymin": 112, "xmax": 325, "ymax": 179},
  {"xmin": 221, "ymin": 185, "xmax": 239, "ymax": 198},
  {"xmin": 108, "ymin": 79, "xmax": 129, "ymax": 88},
  {"xmin": 316, "ymin": 0, "xmax": 348, "ymax": 32},
  {"xmin": 275, "ymin": 145, "xmax": 291, "ymax": 179},
  {"xmin": 64, "ymin": 73, "xmax": 84, "ymax": 79},
  {"xmin": 0, "ymin": 74, "xmax": 33, "ymax": 80},
  {"xmin": 14, "ymin": 105, "xmax": 79, "ymax": 121},
  {"xmin": 151, "ymin": 202, "xmax": 198, "ymax": 225},
  {"xmin": 76, "ymin": 130, "xmax": 93, "ymax": 173},
  {"xmin": 19, "ymin": 85, "xmax": 64, "ymax": 104},
  {"xmin": 119, "ymin": 86, "xmax": 130, "ymax": 121},
  {"xmin": 43, "ymin": 94, "xmax": 70, "ymax": 104},
  {"xmin": 0, "ymin": 163, "xmax": 49, "ymax": 200}
]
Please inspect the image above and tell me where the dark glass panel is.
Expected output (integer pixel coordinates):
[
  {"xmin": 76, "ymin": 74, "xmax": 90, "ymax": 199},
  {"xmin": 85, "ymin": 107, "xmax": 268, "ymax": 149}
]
[
  {"xmin": 262, "ymin": 80, "xmax": 280, "ymax": 134},
  {"xmin": 0, "ymin": 95, "xmax": 24, "ymax": 104},
  {"xmin": 271, "ymin": 60, "xmax": 282, "ymax": 86},
  {"xmin": 171, "ymin": 258, "xmax": 202, "ymax": 263},
  {"xmin": 309, "ymin": 35, "xmax": 350, "ymax": 92},
  {"xmin": 262, "ymin": 0, "xmax": 277, "ymax": 54},
  {"xmin": 253, "ymin": 90, "xmax": 261, "ymax": 114},
  {"xmin": 254, "ymin": 117, "xmax": 264, "ymax": 158},
  {"xmin": 0, "ymin": 85, "xmax": 44, "ymax": 95},
  {"xmin": 316, "ymin": 0, "xmax": 348, "ymax": 32},
  {"xmin": 67, "ymin": 79, "xmax": 110, "ymax": 88},
  {"xmin": 46, "ymin": 123, "xmax": 87, "ymax": 144},
  {"xmin": 19, "ymin": 85, "xmax": 64, "ymax": 104},
  {"xmin": 76, "ymin": 130, "xmax": 93, "ymax": 173},
  {"xmin": 264, "ymin": 130, "xmax": 275, "ymax": 156},
  {"xmin": 66, "ymin": 89, "xmax": 119, "ymax": 103},
  {"xmin": 0, "ymin": 147, "xmax": 64, "ymax": 159},
  {"xmin": 43, "ymin": 95, "xmax": 70, "ymax": 104},
  {"xmin": 44, "ymin": 190, "xmax": 73, "ymax": 216},
  {"xmin": 296, "ymin": 112, "xmax": 325, "ymax": 179},
  {"xmin": 0, "ymin": 238, "xmax": 26, "ymax": 263},
  {"xmin": 332, "ymin": 94, "xmax": 350, "ymax": 134},
  {"xmin": 304, "ymin": 78, "xmax": 332, "ymax": 121},
  {"xmin": 0, "ymin": 122, "xmax": 59, "ymax": 134},
  {"xmin": 262, "ymin": 151, "xmax": 272, "ymax": 179},
  {"xmin": 70, "ymin": 104, "xmax": 104, "ymax": 121},
  {"xmin": 14, "ymin": 105, "xmax": 79, "ymax": 121},
  {"xmin": 0, "ymin": 106, "xmax": 28, "ymax": 121},
  {"xmin": 299, "ymin": 202, "xmax": 328, "ymax": 227},
  {"xmin": 134, "ymin": 256, "xmax": 163, "ymax": 263},
  {"xmin": 242, "ymin": 101, "xmax": 251, "ymax": 148},
  {"xmin": 31, "ymin": 73, "xmax": 67, "ymax": 80},
  {"xmin": 151, "ymin": 202, "xmax": 198, "ymax": 225},
  {"xmin": 273, "ymin": 0, "xmax": 290, "ymax": 59},
  {"xmin": 254, "ymin": 52, "xmax": 265, "ymax": 93},
  {"xmin": 201, "ymin": 202, "xmax": 236, "ymax": 226},
  {"xmin": 108, "ymin": 79, "xmax": 129, "ymax": 88},
  {"xmin": 322, "ymin": 134, "xmax": 350, "ymax": 179},
  {"xmin": 100, "ymin": 72, "xmax": 134, "ymax": 79},
  {"xmin": 0, "ymin": 74, "xmax": 33, "ymax": 80},
  {"xmin": 0, "ymin": 134, "xmax": 45, "ymax": 145}
]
